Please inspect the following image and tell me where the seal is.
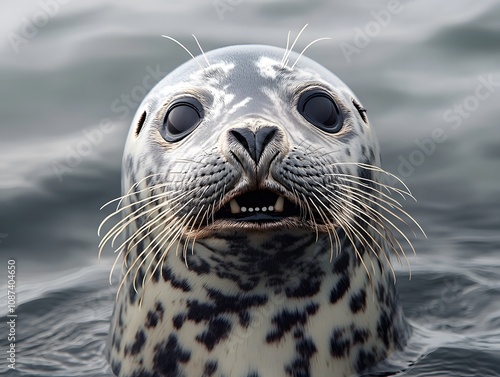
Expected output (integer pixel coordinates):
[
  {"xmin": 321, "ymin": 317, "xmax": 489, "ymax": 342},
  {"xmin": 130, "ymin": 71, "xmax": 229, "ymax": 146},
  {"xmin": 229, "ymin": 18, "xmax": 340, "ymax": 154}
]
[{"xmin": 100, "ymin": 40, "xmax": 422, "ymax": 377}]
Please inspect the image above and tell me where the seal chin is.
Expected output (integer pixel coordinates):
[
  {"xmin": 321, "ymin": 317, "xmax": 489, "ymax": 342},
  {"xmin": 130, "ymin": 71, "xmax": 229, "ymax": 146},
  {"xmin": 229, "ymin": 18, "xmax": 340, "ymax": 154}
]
[{"xmin": 193, "ymin": 217, "xmax": 327, "ymax": 238}]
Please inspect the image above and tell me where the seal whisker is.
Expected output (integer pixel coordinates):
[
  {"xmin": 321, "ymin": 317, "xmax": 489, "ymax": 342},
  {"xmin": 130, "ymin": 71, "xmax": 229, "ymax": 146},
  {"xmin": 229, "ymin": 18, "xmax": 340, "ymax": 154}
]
[
  {"xmin": 161, "ymin": 35, "xmax": 204, "ymax": 70},
  {"xmin": 340, "ymin": 190, "xmax": 415, "ymax": 274},
  {"xmin": 323, "ymin": 189, "xmax": 399, "ymax": 281},
  {"xmin": 191, "ymin": 34, "xmax": 210, "ymax": 67},
  {"xmin": 314, "ymin": 190, "xmax": 380, "ymax": 277},
  {"xmin": 332, "ymin": 183, "xmax": 413, "ymax": 256},
  {"xmin": 299, "ymin": 192, "xmax": 320, "ymax": 240},
  {"xmin": 334, "ymin": 207, "xmax": 373, "ymax": 281},
  {"xmin": 346, "ymin": 162, "xmax": 415, "ymax": 201},
  {"xmin": 111, "ymin": 194, "xmax": 195, "ymax": 290},
  {"xmin": 330, "ymin": 173, "xmax": 409, "ymax": 206},
  {"xmin": 99, "ymin": 188, "xmax": 185, "ymax": 253},
  {"xmin": 328, "ymin": 162, "xmax": 416, "ymax": 200},
  {"xmin": 99, "ymin": 185, "xmax": 179, "ymax": 239},
  {"xmin": 114, "ymin": 200, "xmax": 188, "ymax": 267},
  {"xmin": 316, "ymin": 189, "xmax": 385, "ymax": 259},
  {"xmin": 141, "ymin": 209, "xmax": 196, "ymax": 292},
  {"xmin": 281, "ymin": 30, "xmax": 291, "ymax": 67},
  {"xmin": 99, "ymin": 185, "xmax": 178, "ymax": 243},
  {"xmin": 99, "ymin": 173, "xmax": 166, "ymax": 212},
  {"xmin": 330, "ymin": 177, "xmax": 419, "ymax": 236},
  {"xmin": 98, "ymin": 184, "xmax": 172, "ymax": 239},
  {"xmin": 346, "ymin": 185, "xmax": 419, "ymax": 240},
  {"xmin": 292, "ymin": 187, "xmax": 307, "ymax": 220},
  {"xmin": 99, "ymin": 185, "xmax": 194, "ymax": 246},
  {"xmin": 281, "ymin": 23, "xmax": 308, "ymax": 69},
  {"xmin": 291, "ymin": 37, "xmax": 331, "ymax": 69},
  {"xmin": 313, "ymin": 201, "xmax": 340, "ymax": 261},
  {"xmin": 129, "ymin": 211, "xmax": 189, "ymax": 297},
  {"xmin": 182, "ymin": 203, "xmax": 208, "ymax": 264}
]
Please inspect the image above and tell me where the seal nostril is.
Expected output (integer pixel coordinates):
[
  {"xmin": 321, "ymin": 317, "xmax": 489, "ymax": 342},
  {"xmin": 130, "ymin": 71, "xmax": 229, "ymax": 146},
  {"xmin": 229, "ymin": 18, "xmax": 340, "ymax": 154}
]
[
  {"xmin": 255, "ymin": 127, "xmax": 277, "ymax": 163},
  {"xmin": 230, "ymin": 129, "xmax": 252, "ymax": 154},
  {"xmin": 230, "ymin": 127, "xmax": 278, "ymax": 164},
  {"xmin": 230, "ymin": 128, "xmax": 257, "ymax": 162}
]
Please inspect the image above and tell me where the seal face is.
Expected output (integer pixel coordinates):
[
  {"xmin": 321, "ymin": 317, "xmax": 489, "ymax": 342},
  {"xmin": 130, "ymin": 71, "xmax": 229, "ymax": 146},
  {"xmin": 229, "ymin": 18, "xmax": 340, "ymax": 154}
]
[{"xmin": 100, "ymin": 44, "xmax": 419, "ymax": 377}]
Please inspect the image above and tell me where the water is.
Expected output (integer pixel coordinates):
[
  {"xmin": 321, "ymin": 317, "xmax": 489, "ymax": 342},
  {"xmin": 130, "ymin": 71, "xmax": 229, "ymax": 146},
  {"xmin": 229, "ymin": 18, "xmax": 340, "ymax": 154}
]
[{"xmin": 1, "ymin": 0, "xmax": 499, "ymax": 376}]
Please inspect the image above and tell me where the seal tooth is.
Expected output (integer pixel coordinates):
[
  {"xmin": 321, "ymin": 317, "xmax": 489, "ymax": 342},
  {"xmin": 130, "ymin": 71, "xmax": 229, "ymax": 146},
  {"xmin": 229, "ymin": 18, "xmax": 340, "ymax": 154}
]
[
  {"xmin": 230, "ymin": 199, "xmax": 241, "ymax": 214},
  {"xmin": 274, "ymin": 196, "xmax": 285, "ymax": 212}
]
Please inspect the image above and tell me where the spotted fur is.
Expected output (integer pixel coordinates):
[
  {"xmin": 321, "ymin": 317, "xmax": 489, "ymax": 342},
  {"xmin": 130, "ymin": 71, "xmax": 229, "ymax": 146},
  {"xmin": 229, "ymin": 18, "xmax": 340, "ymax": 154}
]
[{"xmin": 101, "ymin": 45, "xmax": 418, "ymax": 377}]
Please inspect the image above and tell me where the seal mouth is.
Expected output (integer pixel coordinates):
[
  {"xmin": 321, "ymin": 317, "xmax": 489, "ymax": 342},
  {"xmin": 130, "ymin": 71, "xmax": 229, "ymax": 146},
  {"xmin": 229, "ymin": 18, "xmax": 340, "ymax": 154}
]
[{"xmin": 214, "ymin": 190, "xmax": 301, "ymax": 223}]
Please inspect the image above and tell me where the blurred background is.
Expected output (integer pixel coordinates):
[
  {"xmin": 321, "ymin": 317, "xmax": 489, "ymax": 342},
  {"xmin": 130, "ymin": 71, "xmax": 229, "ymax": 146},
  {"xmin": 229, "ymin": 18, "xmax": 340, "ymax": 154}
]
[{"xmin": 0, "ymin": 1, "xmax": 499, "ymax": 376}]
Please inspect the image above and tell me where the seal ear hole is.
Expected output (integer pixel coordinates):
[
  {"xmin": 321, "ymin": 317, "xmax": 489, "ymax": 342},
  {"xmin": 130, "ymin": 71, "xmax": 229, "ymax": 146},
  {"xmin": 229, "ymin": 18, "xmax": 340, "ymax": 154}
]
[
  {"xmin": 352, "ymin": 98, "xmax": 368, "ymax": 124},
  {"xmin": 135, "ymin": 111, "xmax": 147, "ymax": 136}
]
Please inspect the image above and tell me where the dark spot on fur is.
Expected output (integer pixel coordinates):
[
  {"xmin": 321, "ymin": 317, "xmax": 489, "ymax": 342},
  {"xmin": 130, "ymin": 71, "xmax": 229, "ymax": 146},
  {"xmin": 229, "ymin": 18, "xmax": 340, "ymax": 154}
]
[
  {"xmin": 266, "ymin": 303, "xmax": 319, "ymax": 343},
  {"xmin": 146, "ymin": 302, "xmax": 165, "ymax": 328},
  {"xmin": 187, "ymin": 289, "xmax": 267, "ymax": 323},
  {"xmin": 153, "ymin": 334, "xmax": 191, "ymax": 376},
  {"xmin": 377, "ymin": 311, "xmax": 392, "ymax": 348},
  {"xmin": 332, "ymin": 251, "xmax": 350, "ymax": 273},
  {"xmin": 110, "ymin": 360, "xmax": 122, "ymax": 376},
  {"xmin": 173, "ymin": 313, "xmax": 185, "ymax": 329},
  {"xmin": 152, "ymin": 266, "xmax": 160, "ymax": 282},
  {"xmin": 196, "ymin": 317, "xmax": 232, "ymax": 350},
  {"xmin": 294, "ymin": 328, "xmax": 304, "ymax": 338},
  {"xmin": 128, "ymin": 279, "xmax": 137, "ymax": 305},
  {"xmin": 330, "ymin": 274, "xmax": 350, "ymax": 303},
  {"xmin": 189, "ymin": 256, "xmax": 211, "ymax": 275},
  {"xmin": 111, "ymin": 331, "xmax": 122, "ymax": 351},
  {"xmin": 285, "ymin": 337, "xmax": 317, "ymax": 377},
  {"xmin": 162, "ymin": 265, "xmax": 192, "ymax": 292},
  {"xmin": 239, "ymin": 310, "xmax": 251, "ymax": 327},
  {"xmin": 285, "ymin": 276, "xmax": 322, "ymax": 298},
  {"xmin": 356, "ymin": 348, "xmax": 378, "ymax": 373},
  {"xmin": 330, "ymin": 329, "xmax": 351, "ymax": 358},
  {"xmin": 155, "ymin": 302, "xmax": 165, "ymax": 316},
  {"xmin": 129, "ymin": 330, "xmax": 146, "ymax": 356},
  {"xmin": 350, "ymin": 289, "xmax": 367, "ymax": 313},
  {"xmin": 203, "ymin": 360, "xmax": 218, "ymax": 376},
  {"xmin": 145, "ymin": 310, "xmax": 159, "ymax": 328},
  {"xmin": 352, "ymin": 328, "xmax": 370, "ymax": 345}
]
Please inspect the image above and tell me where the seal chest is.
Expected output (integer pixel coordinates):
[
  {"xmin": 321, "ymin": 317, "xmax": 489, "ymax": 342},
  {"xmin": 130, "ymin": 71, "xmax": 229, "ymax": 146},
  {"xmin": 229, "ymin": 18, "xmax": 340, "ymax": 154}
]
[{"xmin": 100, "ymin": 44, "xmax": 419, "ymax": 377}]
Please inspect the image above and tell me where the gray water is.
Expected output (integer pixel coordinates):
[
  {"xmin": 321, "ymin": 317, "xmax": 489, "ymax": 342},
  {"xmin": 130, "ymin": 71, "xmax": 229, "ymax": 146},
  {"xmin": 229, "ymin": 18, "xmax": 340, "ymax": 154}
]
[{"xmin": 0, "ymin": 0, "xmax": 499, "ymax": 376}]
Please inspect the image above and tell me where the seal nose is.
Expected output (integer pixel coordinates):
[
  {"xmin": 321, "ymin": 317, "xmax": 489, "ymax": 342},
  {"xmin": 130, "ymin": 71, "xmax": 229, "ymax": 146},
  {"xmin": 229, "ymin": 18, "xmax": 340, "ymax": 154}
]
[{"xmin": 230, "ymin": 127, "xmax": 277, "ymax": 164}]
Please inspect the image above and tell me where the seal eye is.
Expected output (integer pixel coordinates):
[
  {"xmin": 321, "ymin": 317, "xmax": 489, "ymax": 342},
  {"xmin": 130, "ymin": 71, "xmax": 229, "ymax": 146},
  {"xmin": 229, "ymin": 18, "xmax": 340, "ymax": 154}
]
[
  {"xmin": 161, "ymin": 97, "xmax": 203, "ymax": 142},
  {"xmin": 298, "ymin": 90, "xmax": 342, "ymax": 133}
]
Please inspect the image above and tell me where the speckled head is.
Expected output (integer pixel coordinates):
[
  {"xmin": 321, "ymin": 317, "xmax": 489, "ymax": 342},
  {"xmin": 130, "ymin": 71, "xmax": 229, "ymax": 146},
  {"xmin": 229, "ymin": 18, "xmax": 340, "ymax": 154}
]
[
  {"xmin": 122, "ymin": 45, "xmax": 379, "ymax": 237},
  {"xmin": 102, "ymin": 44, "xmax": 420, "ymax": 377}
]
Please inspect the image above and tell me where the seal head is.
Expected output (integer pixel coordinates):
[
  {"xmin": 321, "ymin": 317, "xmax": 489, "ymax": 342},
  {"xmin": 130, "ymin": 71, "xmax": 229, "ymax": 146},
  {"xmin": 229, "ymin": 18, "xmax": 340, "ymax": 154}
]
[{"xmin": 101, "ymin": 45, "xmax": 417, "ymax": 377}]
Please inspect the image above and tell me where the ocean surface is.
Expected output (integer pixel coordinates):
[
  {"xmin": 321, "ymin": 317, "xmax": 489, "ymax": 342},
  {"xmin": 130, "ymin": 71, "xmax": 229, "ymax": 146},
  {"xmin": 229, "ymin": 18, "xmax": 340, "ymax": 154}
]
[{"xmin": 0, "ymin": 0, "xmax": 499, "ymax": 376}]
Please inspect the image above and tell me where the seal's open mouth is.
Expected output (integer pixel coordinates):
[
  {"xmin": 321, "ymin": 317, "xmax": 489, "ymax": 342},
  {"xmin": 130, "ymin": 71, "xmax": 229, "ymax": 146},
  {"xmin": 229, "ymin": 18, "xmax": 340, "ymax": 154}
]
[{"xmin": 215, "ymin": 190, "xmax": 301, "ymax": 223}]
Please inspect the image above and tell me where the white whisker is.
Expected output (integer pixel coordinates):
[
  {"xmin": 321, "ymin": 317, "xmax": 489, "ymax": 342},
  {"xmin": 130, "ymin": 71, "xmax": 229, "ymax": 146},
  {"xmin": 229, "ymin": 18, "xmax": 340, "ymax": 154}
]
[
  {"xmin": 191, "ymin": 34, "xmax": 210, "ymax": 67},
  {"xmin": 161, "ymin": 35, "xmax": 204, "ymax": 70},
  {"xmin": 291, "ymin": 37, "xmax": 331, "ymax": 69},
  {"xmin": 281, "ymin": 23, "xmax": 309, "ymax": 69}
]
